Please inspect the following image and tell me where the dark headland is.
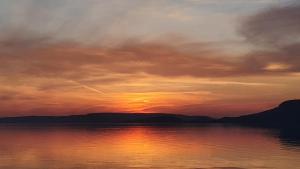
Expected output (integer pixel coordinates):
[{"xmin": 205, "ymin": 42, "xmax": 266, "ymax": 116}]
[
  {"xmin": 0, "ymin": 100, "xmax": 299, "ymax": 129},
  {"xmin": 219, "ymin": 99, "xmax": 300, "ymax": 129}
]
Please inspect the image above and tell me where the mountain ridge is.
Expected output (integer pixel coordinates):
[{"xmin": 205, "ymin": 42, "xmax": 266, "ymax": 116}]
[
  {"xmin": 0, "ymin": 100, "xmax": 299, "ymax": 128},
  {"xmin": 219, "ymin": 99, "xmax": 300, "ymax": 128},
  {"xmin": 0, "ymin": 112, "xmax": 214, "ymax": 124}
]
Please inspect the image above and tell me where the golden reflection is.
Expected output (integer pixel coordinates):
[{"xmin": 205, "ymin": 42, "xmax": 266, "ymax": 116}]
[
  {"xmin": 109, "ymin": 127, "xmax": 180, "ymax": 157},
  {"xmin": 0, "ymin": 126, "xmax": 299, "ymax": 169}
]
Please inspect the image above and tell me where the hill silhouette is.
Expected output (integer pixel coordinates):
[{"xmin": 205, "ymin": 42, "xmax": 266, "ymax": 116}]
[
  {"xmin": 219, "ymin": 99, "xmax": 300, "ymax": 128},
  {"xmin": 0, "ymin": 100, "xmax": 299, "ymax": 129},
  {"xmin": 0, "ymin": 113, "xmax": 214, "ymax": 124}
]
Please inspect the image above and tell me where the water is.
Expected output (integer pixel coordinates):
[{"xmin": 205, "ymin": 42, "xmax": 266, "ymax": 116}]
[{"xmin": 0, "ymin": 124, "xmax": 299, "ymax": 169}]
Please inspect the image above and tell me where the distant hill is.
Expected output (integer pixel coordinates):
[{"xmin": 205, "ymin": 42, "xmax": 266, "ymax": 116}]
[
  {"xmin": 219, "ymin": 100, "xmax": 300, "ymax": 128},
  {"xmin": 0, "ymin": 113, "xmax": 214, "ymax": 124},
  {"xmin": 0, "ymin": 100, "xmax": 299, "ymax": 129}
]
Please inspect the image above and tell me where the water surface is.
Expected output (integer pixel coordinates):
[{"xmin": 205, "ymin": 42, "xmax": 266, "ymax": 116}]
[{"xmin": 0, "ymin": 125, "xmax": 299, "ymax": 169}]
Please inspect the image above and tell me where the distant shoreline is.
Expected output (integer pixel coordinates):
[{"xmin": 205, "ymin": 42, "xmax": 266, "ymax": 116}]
[{"xmin": 0, "ymin": 100, "xmax": 299, "ymax": 129}]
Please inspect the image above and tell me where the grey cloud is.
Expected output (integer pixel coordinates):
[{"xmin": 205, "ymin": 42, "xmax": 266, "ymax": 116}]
[
  {"xmin": 240, "ymin": 3, "xmax": 300, "ymax": 47},
  {"xmin": 240, "ymin": 3, "xmax": 300, "ymax": 73},
  {"xmin": 0, "ymin": 2, "xmax": 299, "ymax": 83}
]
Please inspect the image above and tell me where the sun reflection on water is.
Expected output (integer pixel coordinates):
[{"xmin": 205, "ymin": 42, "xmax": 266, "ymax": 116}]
[{"xmin": 0, "ymin": 125, "xmax": 299, "ymax": 169}]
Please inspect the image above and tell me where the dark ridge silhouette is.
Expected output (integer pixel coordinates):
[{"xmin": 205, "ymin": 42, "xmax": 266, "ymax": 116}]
[
  {"xmin": 0, "ymin": 113, "xmax": 214, "ymax": 124},
  {"xmin": 219, "ymin": 99, "xmax": 300, "ymax": 128},
  {"xmin": 0, "ymin": 100, "xmax": 299, "ymax": 129}
]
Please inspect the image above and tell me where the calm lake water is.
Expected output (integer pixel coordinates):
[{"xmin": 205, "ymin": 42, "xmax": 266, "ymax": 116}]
[{"xmin": 0, "ymin": 125, "xmax": 299, "ymax": 169}]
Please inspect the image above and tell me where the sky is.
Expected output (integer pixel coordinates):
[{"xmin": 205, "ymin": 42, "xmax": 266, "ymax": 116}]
[{"xmin": 0, "ymin": 0, "xmax": 299, "ymax": 117}]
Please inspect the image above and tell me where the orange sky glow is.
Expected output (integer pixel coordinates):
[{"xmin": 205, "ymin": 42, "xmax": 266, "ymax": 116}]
[{"xmin": 0, "ymin": 0, "xmax": 299, "ymax": 117}]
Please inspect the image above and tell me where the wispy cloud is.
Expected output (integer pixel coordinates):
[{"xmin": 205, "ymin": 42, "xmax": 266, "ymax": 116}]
[{"xmin": 69, "ymin": 80, "xmax": 105, "ymax": 95}]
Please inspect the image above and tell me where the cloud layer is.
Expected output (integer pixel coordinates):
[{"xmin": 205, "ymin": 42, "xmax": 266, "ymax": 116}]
[{"xmin": 0, "ymin": 1, "xmax": 299, "ymax": 116}]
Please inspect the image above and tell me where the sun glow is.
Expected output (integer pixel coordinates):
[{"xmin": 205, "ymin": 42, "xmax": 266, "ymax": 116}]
[{"xmin": 115, "ymin": 93, "xmax": 164, "ymax": 112}]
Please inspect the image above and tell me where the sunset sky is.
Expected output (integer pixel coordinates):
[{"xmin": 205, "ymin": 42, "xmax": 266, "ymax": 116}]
[{"xmin": 0, "ymin": 0, "xmax": 299, "ymax": 117}]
